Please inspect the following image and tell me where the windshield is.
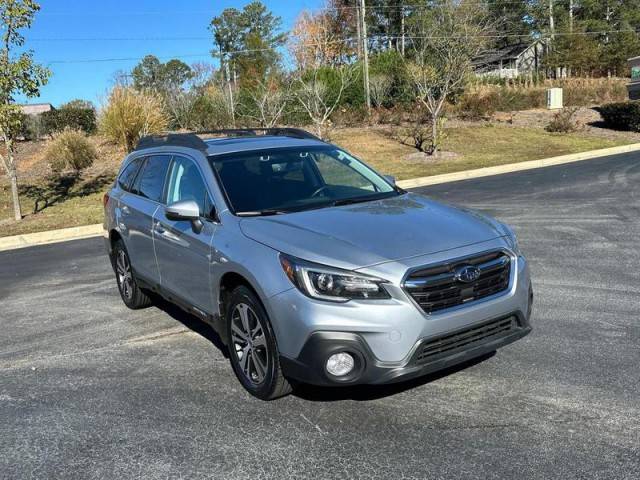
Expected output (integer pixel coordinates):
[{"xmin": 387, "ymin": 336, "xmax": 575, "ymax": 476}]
[{"xmin": 209, "ymin": 146, "xmax": 399, "ymax": 215}]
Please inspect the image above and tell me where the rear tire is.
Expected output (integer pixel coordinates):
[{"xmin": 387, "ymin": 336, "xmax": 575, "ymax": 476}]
[
  {"xmin": 226, "ymin": 286, "xmax": 292, "ymax": 400},
  {"xmin": 113, "ymin": 239, "xmax": 153, "ymax": 310}
]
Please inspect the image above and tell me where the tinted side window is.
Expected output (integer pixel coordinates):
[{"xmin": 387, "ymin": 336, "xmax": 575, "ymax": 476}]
[
  {"xmin": 166, "ymin": 156, "xmax": 212, "ymax": 217},
  {"xmin": 135, "ymin": 155, "xmax": 171, "ymax": 202},
  {"xmin": 117, "ymin": 158, "xmax": 143, "ymax": 192}
]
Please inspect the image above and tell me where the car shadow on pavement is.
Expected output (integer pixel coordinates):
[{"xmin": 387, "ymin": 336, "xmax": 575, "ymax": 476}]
[
  {"xmin": 292, "ymin": 352, "xmax": 496, "ymax": 402},
  {"xmin": 152, "ymin": 296, "xmax": 230, "ymax": 359},
  {"xmin": 147, "ymin": 295, "xmax": 496, "ymax": 403}
]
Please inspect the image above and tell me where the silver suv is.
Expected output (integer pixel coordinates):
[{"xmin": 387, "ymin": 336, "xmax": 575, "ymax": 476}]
[{"xmin": 104, "ymin": 129, "xmax": 532, "ymax": 400}]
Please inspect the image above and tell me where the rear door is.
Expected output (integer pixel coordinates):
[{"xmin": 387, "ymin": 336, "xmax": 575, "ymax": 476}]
[
  {"xmin": 153, "ymin": 155, "xmax": 217, "ymax": 313},
  {"xmin": 120, "ymin": 154, "xmax": 171, "ymax": 284}
]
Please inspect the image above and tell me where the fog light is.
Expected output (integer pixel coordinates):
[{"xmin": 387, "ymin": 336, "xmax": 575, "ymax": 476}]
[{"xmin": 326, "ymin": 352, "xmax": 355, "ymax": 377}]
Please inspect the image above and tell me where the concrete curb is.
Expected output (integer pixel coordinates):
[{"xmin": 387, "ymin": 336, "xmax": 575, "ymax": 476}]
[
  {"xmin": 397, "ymin": 142, "xmax": 640, "ymax": 189},
  {"xmin": 0, "ymin": 224, "xmax": 103, "ymax": 252},
  {"xmin": 1, "ymin": 142, "xmax": 639, "ymax": 252}
]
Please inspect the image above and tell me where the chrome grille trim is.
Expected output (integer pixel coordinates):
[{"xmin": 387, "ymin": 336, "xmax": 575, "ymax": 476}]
[{"xmin": 403, "ymin": 250, "xmax": 512, "ymax": 314}]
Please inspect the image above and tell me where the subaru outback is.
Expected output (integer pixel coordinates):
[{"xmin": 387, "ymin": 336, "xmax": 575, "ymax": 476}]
[{"xmin": 104, "ymin": 128, "xmax": 533, "ymax": 400}]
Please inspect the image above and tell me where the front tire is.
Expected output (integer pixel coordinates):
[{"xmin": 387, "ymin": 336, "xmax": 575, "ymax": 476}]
[
  {"xmin": 113, "ymin": 239, "xmax": 152, "ymax": 310},
  {"xmin": 226, "ymin": 286, "xmax": 292, "ymax": 400}
]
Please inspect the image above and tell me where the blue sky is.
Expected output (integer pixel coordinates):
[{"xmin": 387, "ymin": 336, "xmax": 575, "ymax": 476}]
[{"xmin": 21, "ymin": 0, "xmax": 322, "ymax": 107}]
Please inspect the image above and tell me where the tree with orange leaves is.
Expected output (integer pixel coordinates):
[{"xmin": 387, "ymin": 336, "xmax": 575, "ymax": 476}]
[{"xmin": 289, "ymin": 1, "xmax": 357, "ymax": 71}]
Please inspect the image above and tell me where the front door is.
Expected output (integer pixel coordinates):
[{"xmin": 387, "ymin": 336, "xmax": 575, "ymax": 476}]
[{"xmin": 153, "ymin": 155, "xmax": 218, "ymax": 313}]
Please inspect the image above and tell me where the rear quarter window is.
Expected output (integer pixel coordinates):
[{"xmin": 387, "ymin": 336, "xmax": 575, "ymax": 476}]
[{"xmin": 117, "ymin": 158, "xmax": 144, "ymax": 192}]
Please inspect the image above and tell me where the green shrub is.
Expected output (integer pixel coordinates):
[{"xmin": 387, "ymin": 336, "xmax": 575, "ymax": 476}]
[
  {"xmin": 20, "ymin": 113, "xmax": 45, "ymax": 141},
  {"xmin": 545, "ymin": 107, "xmax": 580, "ymax": 133},
  {"xmin": 62, "ymin": 99, "xmax": 95, "ymax": 110},
  {"xmin": 185, "ymin": 86, "xmax": 234, "ymax": 130},
  {"xmin": 99, "ymin": 87, "xmax": 168, "ymax": 152},
  {"xmin": 41, "ymin": 106, "xmax": 97, "ymax": 135},
  {"xmin": 369, "ymin": 50, "xmax": 412, "ymax": 104},
  {"xmin": 595, "ymin": 101, "xmax": 640, "ymax": 131},
  {"xmin": 46, "ymin": 128, "xmax": 98, "ymax": 172},
  {"xmin": 299, "ymin": 66, "xmax": 363, "ymax": 108}
]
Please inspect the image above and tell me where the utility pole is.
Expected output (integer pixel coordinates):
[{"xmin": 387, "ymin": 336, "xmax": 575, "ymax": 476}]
[
  {"xmin": 359, "ymin": 0, "xmax": 371, "ymax": 109},
  {"xmin": 549, "ymin": 0, "xmax": 555, "ymax": 39},
  {"xmin": 569, "ymin": 0, "xmax": 574, "ymax": 34},
  {"xmin": 221, "ymin": 51, "xmax": 236, "ymax": 126},
  {"xmin": 400, "ymin": 4, "xmax": 405, "ymax": 56},
  {"xmin": 355, "ymin": 1, "xmax": 362, "ymax": 58}
]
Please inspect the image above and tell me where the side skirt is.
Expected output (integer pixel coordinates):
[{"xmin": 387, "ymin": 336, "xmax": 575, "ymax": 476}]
[{"xmin": 134, "ymin": 274, "xmax": 227, "ymax": 346}]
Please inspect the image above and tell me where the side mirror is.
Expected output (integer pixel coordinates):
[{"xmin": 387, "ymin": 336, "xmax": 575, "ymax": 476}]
[
  {"xmin": 165, "ymin": 200, "xmax": 203, "ymax": 233},
  {"xmin": 384, "ymin": 175, "xmax": 397, "ymax": 186}
]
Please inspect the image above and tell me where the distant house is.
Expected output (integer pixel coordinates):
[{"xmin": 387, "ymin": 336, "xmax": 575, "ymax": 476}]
[
  {"xmin": 19, "ymin": 103, "xmax": 54, "ymax": 115},
  {"xmin": 473, "ymin": 41, "xmax": 547, "ymax": 79},
  {"xmin": 629, "ymin": 56, "xmax": 640, "ymax": 100}
]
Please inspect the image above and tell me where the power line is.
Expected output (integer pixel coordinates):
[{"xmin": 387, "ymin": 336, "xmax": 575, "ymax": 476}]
[
  {"xmin": 35, "ymin": 2, "xmax": 533, "ymax": 16},
  {"xmin": 46, "ymin": 53, "xmax": 213, "ymax": 65},
  {"xmin": 311, "ymin": 1, "xmax": 534, "ymax": 12},
  {"xmin": 41, "ymin": 28, "xmax": 638, "ymax": 64},
  {"xmin": 35, "ymin": 27, "xmax": 638, "ymax": 47},
  {"xmin": 30, "ymin": 37, "xmax": 212, "ymax": 42}
]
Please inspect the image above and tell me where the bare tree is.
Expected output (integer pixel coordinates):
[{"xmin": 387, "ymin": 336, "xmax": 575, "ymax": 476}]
[
  {"xmin": 407, "ymin": 0, "xmax": 491, "ymax": 154},
  {"xmin": 294, "ymin": 65, "xmax": 356, "ymax": 139},
  {"xmin": 165, "ymin": 90, "xmax": 198, "ymax": 130},
  {"xmin": 246, "ymin": 77, "xmax": 291, "ymax": 128},
  {"xmin": 188, "ymin": 62, "xmax": 217, "ymax": 91},
  {"xmin": 369, "ymin": 74, "xmax": 392, "ymax": 109}
]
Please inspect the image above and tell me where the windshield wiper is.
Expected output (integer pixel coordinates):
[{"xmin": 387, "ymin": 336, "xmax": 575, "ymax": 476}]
[
  {"xmin": 331, "ymin": 195, "xmax": 388, "ymax": 207},
  {"xmin": 236, "ymin": 209, "xmax": 287, "ymax": 217}
]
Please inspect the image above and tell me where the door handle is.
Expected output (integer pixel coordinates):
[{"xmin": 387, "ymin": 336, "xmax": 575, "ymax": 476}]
[
  {"xmin": 121, "ymin": 205, "xmax": 130, "ymax": 215},
  {"xmin": 154, "ymin": 222, "xmax": 166, "ymax": 235}
]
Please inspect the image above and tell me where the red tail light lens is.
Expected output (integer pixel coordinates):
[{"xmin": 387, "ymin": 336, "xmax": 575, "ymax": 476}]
[{"xmin": 103, "ymin": 193, "xmax": 110, "ymax": 208}]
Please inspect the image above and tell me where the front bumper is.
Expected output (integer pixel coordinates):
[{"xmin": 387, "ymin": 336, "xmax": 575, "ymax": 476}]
[
  {"xmin": 280, "ymin": 310, "xmax": 531, "ymax": 386},
  {"xmin": 268, "ymin": 244, "xmax": 533, "ymax": 386}
]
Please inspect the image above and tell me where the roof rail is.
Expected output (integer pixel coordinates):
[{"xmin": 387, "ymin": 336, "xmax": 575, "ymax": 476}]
[
  {"xmin": 135, "ymin": 133, "xmax": 208, "ymax": 152},
  {"xmin": 135, "ymin": 128, "xmax": 323, "ymax": 152},
  {"xmin": 196, "ymin": 128, "xmax": 322, "ymax": 141}
]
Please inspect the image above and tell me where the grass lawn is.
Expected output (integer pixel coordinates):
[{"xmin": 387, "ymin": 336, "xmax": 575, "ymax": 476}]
[
  {"xmin": 0, "ymin": 172, "xmax": 115, "ymax": 238},
  {"xmin": 332, "ymin": 124, "xmax": 630, "ymax": 180},
  {"xmin": 0, "ymin": 124, "xmax": 633, "ymax": 238}
]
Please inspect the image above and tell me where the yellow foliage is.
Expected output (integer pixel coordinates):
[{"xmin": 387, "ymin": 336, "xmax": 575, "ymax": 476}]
[
  {"xmin": 46, "ymin": 128, "xmax": 98, "ymax": 172},
  {"xmin": 99, "ymin": 87, "xmax": 168, "ymax": 152}
]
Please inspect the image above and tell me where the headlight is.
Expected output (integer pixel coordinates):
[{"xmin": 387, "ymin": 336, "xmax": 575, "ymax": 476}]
[
  {"xmin": 502, "ymin": 224, "xmax": 521, "ymax": 254},
  {"xmin": 279, "ymin": 254, "xmax": 390, "ymax": 302}
]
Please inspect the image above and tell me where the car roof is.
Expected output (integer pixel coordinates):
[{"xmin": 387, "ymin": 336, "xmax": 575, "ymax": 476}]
[{"xmin": 204, "ymin": 135, "xmax": 328, "ymax": 156}]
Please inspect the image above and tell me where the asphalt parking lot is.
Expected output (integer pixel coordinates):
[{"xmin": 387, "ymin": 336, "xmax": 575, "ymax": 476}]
[{"xmin": 1, "ymin": 152, "xmax": 639, "ymax": 479}]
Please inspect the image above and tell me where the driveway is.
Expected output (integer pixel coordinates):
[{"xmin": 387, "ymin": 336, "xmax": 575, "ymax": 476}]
[{"xmin": 1, "ymin": 152, "xmax": 639, "ymax": 479}]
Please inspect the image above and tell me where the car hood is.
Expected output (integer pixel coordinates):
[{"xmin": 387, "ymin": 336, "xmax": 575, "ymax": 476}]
[{"xmin": 239, "ymin": 193, "xmax": 507, "ymax": 270}]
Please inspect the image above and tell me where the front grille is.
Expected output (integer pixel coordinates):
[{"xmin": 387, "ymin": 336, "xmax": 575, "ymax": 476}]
[
  {"xmin": 404, "ymin": 251, "xmax": 511, "ymax": 314},
  {"xmin": 414, "ymin": 316, "xmax": 517, "ymax": 364}
]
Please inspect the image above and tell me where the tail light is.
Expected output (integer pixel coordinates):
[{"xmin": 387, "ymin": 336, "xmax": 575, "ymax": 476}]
[{"xmin": 103, "ymin": 193, "xmax": 110, "ymax": 208}]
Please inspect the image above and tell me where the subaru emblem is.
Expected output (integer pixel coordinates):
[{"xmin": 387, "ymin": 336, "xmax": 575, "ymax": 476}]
[{"xmin": 455, "ymin": 265, "xmax": 481, "ymax": 283}]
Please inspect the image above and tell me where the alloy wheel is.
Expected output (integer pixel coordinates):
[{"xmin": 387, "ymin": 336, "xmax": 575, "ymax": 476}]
[
  {"xmin": 230, "ymin": 303, "xmax": 269, "ymax": 385},
  {"xmin": 116, "ymin": 249, "xmax": 133, "ymax": 300}
]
